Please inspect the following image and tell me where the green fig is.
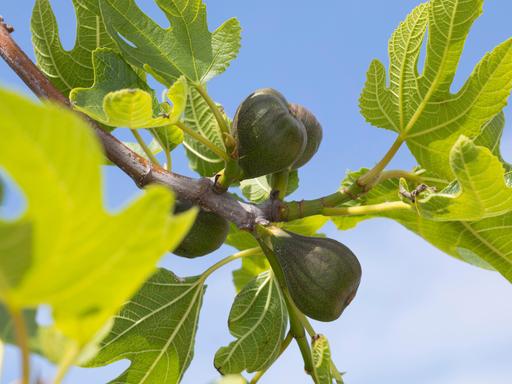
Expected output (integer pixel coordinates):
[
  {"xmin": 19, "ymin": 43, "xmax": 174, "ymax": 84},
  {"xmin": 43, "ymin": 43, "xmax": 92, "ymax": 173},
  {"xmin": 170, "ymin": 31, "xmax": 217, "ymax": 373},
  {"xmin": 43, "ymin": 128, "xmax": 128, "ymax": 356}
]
[
  {"xmin": 267, "ymin": 228, "xmax": 361, "ymax": 321},
  {"xmin": 232, "ymin": 88, "xmax": 307, "ymax": 179},
  {"xmin": 289, "ymin": 103, "xmax": 323, "ymax": 168},
  {"xmin": 173, "ymin": 201, "xmax": 229, "ymax": 258}
]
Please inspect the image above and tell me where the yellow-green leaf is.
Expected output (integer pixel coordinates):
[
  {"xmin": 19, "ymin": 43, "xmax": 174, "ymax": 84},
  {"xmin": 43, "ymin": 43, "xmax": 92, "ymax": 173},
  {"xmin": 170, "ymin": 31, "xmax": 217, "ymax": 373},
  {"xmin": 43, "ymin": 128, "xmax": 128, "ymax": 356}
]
[
  {"xmin": 418, "ymin": 136, "xmax": 512, "ymax": 221},
  {"xmin": 0, "ymin": 88, "xmax": 196, "ymax": 343}
]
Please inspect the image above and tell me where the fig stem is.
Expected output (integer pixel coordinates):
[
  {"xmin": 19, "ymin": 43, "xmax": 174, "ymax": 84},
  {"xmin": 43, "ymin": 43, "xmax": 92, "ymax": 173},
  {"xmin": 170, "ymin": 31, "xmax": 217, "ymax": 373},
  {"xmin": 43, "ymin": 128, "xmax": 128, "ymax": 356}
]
[
  {"xmin": 6, "ymin": 304, "xmax": 30, "ymax": 384},
  {"xmin": 130, "ymin": 129, "xmax": 162, "ymax": 166},
  {"xmin": 215, "ymin": 159, "xmax": 244, "ymax": 192},
  {"xmin": 250, "ymin": 331, "xmax": 293, "ymax": 384},
  {"xmin": 322, "ymin": 201, "xmax": 412, "ymax": 216},
  {"xmin": 271, "ymin": 170, "xmax": 290, "ymax": 200},
  {"xmin": 164, "ymin": 149, "xmax": 172, "ymax": 172},
  {"xmin": 194, "ymin": 83, "xmax": 232, "ymax": 150},
  {"xmin": 175, "ymin": 121, "xmax": 230, "ymax": 162}
]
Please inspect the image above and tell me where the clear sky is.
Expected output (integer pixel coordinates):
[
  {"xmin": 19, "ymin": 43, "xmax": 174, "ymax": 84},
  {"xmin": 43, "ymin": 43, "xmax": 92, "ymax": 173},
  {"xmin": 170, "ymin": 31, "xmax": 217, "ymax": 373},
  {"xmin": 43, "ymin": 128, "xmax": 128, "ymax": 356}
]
[{"xmin": 1, "ymin": 1, "xmax": 512, "ymax": 383}]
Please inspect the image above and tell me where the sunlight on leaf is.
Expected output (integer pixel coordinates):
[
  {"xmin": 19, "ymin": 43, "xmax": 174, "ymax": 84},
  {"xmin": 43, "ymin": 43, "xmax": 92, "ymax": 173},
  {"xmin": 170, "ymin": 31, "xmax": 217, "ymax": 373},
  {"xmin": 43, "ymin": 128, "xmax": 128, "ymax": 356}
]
[
  {"xmin": 31, "ymin": 0, "xmax": 116, "ymax": 95},
  {"xmin": 99, "ymin": 0, "xmax": 241, "ymax": 85},
  {"xmin": 0, "ymin": 88, "xmax": 196, "ymax": 343},
  {"xmin": 360, "ymin": 0, "xmax": 512, "ymax": 182}
]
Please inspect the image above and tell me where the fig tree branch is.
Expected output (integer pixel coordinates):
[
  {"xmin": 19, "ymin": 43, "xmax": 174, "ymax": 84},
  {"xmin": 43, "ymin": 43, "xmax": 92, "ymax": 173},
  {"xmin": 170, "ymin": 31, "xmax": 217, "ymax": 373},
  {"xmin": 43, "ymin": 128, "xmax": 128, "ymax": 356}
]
[
  {"xmin": 0, "ymin": 19, "xmax": 410, "ymax": 229},
  {"xmin": 0, "ymin": 21, "xmax": 268, "ymax": 230}
]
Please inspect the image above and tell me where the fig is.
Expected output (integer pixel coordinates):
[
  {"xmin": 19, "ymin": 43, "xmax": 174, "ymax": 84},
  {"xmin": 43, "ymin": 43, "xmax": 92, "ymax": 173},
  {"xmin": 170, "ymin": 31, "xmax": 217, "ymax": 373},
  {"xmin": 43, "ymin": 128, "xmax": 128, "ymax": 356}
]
[
  {"xmin": 267, "ymin": 228, "xmax": 361, "ymax": 321},
  {"xmin": 289, "ymin": 104, "xmax": 323, "ymax": 168},
  {"xmin": 232, "ymin": 88, "xmax": 307, "ymax": 179},
  {"xmin": 173, "ymin": 201, "xmax": 229, "ymax": 258}
]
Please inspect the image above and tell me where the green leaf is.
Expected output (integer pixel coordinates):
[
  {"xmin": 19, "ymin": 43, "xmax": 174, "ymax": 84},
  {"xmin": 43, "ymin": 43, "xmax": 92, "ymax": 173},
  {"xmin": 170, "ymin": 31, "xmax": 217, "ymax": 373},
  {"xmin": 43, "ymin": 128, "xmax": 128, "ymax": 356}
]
[
  {"xmin": 87, "ymin": 269, "xmax": 206, "ymax": 383},
  {"xmin": 183, "ymin": 86, "xmax": 227, "ymax": 176},
  {"xmin": 360, "ymin": 0, "xmax": 512, "ymax": 181},
  {"xmin": 0, "ymin": 88, "xmax": 196, "ymax": 343},
  {"xmin": 232, "ymin": 252, "xmax": 269, "ymax": 293},
  {"xmin": 418, "ymin": 136, "xmax": 512, "ymax": 221},
  {"xmin": 214, "ymin": 271, "xmax": 288, "ymax": 375},
  {"xmin": 240, "ymin": 171, "xmax": 299, "ymax": 203},
  {"xmin": 332, "ymin": 169, "xmax": 512, "ymax": 282},
  {"xmin": 474, "ymin": 112, "xmax": 511, "ymax": 171},
  {"xmin": 70, "ymin": 49, "xmax": 186, "ymax": 129},
  {"xmin": 213, "ymin": 375, "xmax": 248, "ymax": 384},
  {"xmin": 312, "ymin": 335, "xmax": 333, "ymax": 384},
  {"xmin": 31, "ymin": 0, "xmax": 116, "ymax": 95},
  {"xmin": 99, "ymin": 0, "xmax": 241, "ymax": 85}
]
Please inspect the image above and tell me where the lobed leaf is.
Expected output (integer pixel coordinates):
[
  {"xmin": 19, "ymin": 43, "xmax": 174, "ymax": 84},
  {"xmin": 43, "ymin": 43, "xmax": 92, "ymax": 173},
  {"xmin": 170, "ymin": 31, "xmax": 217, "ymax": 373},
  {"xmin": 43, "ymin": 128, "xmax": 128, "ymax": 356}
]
[
  {"xmin": 0, "ymin": 88, "xmax": 196, "ymax": 343},
  {"xmin": 99, "ymin": 0, "xmax": 241, "ymax": 85},
  {"xmin": 31, "ymin": 0, "xmax": 116, "ymax": 95},
  {"xmin": 87, "ymin": 269, "xmax": 206, "ymax": 383},
  {"xmin": 360, "ymin": 0, "xmax": 512, "ymax": 182},
  {"xmin": 214, "ymin": 271, "xmax": 288, "ymax": 374}
]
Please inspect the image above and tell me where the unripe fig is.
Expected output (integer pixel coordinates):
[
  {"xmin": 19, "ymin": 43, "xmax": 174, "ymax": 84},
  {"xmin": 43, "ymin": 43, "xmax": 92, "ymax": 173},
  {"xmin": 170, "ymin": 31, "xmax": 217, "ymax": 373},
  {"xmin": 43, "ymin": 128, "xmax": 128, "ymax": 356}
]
[
  {"xmin": 232, "ymin": 88, "xmax": 307, "ymax": 179},
  {"xmin": 289, "ymin": 104, "xmax": 323, "ymax": 168},
  {"xmin": 269, "ymin": 228, "xmax": 361, "ymax": 321},
  {"xmin": 173, "ymin": 201, "xmax": 229, "ymax": 258}
]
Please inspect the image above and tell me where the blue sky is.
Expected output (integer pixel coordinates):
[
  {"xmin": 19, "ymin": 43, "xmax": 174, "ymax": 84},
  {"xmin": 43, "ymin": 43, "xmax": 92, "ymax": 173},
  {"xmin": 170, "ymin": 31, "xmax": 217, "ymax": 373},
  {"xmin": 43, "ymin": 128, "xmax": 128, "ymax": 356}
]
[{"xmin": 1, "ymin": 1, "xmax": 512, "ymax": 383}]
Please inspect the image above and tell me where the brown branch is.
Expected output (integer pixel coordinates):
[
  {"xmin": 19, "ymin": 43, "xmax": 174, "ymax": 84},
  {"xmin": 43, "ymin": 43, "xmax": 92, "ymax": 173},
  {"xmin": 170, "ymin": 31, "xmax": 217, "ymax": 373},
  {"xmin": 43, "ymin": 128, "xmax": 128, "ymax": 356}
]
[{"xmin": 0, "ymin": 21, "xmax": 271, "ymax": 230}]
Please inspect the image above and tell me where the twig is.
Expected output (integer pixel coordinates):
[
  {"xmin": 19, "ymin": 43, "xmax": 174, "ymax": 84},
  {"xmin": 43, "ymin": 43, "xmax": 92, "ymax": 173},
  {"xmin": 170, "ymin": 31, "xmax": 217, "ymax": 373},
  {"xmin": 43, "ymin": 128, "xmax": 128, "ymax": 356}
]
[
  {"xmin": 130, "ymin": 129, "xmax": 161, "ymax": 166},
  {"xmin": 6, "ymin": 306, "xmax": 30, "ymax": 384}
]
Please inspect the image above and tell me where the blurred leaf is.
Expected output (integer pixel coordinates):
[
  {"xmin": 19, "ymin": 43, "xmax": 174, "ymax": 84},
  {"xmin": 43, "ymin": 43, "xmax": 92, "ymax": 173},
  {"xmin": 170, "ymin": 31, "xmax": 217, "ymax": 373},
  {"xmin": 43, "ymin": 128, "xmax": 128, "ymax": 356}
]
[
  {"xmin": 213, "ymin": 375, "xmax": 248, "ymax": 384},
  {"xmin": 0, "ymin": 88, "xmax": 196, "ymax": 343},
  {"xmin": 418, "ymin": 136, "xmax": 512, "ymax": 221},
  {"xmin": 240, "ymin": 171, "xmax": 299, "ymax": 203},
  {"xmin": 183, "ymin": 86, "xmax": 227, "ymax": 176},
  {"xmin": 31, "ymin": 0, "xmax": 116, "ymax": 95},
  {"xmin": 360, "ymin": 0, "xmax": 512, "ymax": 182},
  {"xmin": 99, "ymin": 0, "xmax": 241, "ymax": 85},
  {"xmin": 87, "ymin": 269, "xmax": 205, "ymax": 383},
  {"xmin": 0, "ymin": 306, "xmax": 39, "ymax": 350},
  {"xmin": 214, "ymin": 271, "xmax": 287, "ymax": 374}
]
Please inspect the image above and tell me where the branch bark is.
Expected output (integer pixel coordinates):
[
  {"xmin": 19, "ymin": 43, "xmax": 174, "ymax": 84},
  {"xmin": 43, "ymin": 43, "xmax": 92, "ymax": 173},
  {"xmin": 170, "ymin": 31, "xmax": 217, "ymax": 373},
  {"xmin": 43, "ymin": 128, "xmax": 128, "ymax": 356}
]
[{"xmin": 0, "ymin": 21, "xmax": 270, "ymax": 230}]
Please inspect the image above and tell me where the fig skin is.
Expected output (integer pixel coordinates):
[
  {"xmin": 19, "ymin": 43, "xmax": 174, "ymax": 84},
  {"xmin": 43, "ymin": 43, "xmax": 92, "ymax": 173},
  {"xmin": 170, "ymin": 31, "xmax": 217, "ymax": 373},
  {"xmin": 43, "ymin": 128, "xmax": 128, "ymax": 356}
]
[
  {"xmin": 289, "ymin": 103, "xmax": 323, "ymax": 168},
  {"xmin": 173, "ymin": 201, "xmax": 229, "ymax": 258},
  {"xmin": 269, "ymin": 228, "xmax": 361, "ymax": 322},
  {"xmin": 232, "ymin": 88, "xmax": 307, "ymax": 179}
]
